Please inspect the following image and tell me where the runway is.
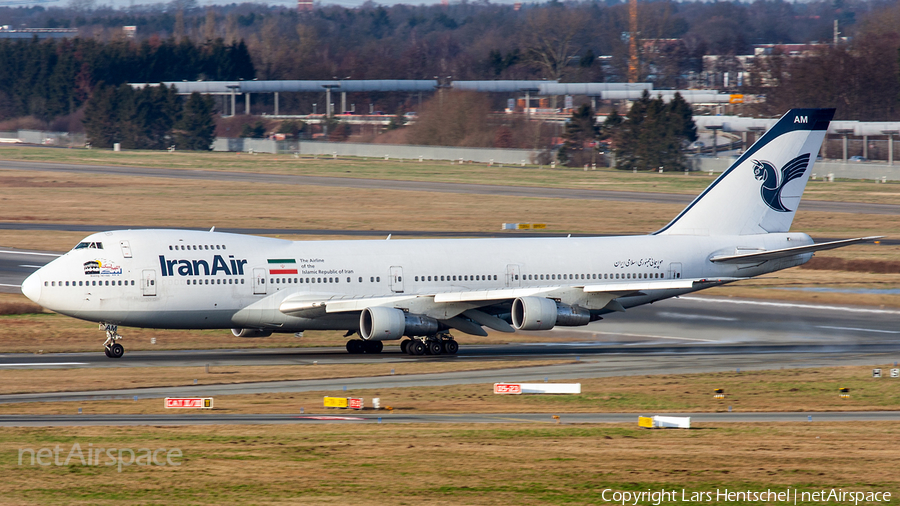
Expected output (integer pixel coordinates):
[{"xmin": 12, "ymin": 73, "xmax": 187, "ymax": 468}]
[
  {"xmin": 2, "ymin": 159, "xmax": 898, "ymax": 215},
  {"xmin": 0, "ymin": 294, "xmax": 897, "ymax": 405},
  {"xmin": 1, "ymin": 411, "xmax": 897, "ymax": 427}
]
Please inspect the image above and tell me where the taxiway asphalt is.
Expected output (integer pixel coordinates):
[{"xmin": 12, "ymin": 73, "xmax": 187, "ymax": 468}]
[{"xmin": 1, "ymin": 411, "xmax": 897, "ymax": 427}]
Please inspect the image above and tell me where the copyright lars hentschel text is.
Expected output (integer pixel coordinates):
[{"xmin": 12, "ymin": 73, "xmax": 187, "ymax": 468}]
[{"xmin": 601, "ymin": 488, "xmax": 891, "ymax": 505}]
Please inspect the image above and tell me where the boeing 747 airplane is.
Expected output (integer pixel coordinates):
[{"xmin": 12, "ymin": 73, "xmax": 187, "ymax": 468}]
[{"xmin": 20, "ymin": 108, "xmax": 878, "ymax": 358}]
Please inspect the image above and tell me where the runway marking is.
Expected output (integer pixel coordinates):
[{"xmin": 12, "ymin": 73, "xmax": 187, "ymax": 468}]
[
  {"xmin": 18, "ymin": 264, "xmax": 43, "ymax": 268},
  {"xmin": 0, "ymin": 283, "xmax": 21, "ymax": 288},
  {"xmin": 655, "ymin": 311, "xmax": 738, "ymax": 321},
  {"xmin": 0, "ymin": 362, "xmax": 88, "ymax": 367},
  {"xmin": 817, "ymin": 325, "xmax": 900, "ymax": 334},
  {"xmin": 295, "ymin": 416, "xmax": 364, "ymax": 421},
  {"xmin": 536, "ymin": 331, "xmax": 716, "ymax": 343},
  {"xmin": 0, "ymin": 250, "xmax": 60, "ymax": 257},
  {"xmin": 682, "ymin": 296, "xmax": 900, "ymax": 315}
]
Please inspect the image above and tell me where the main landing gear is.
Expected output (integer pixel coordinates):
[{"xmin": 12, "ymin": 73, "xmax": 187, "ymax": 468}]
[
  {"xmin": 101, "ymin": 323, "xmax": 125, "ymax": 359},
  {"xmin": 400, "ymin": 333, "xmax": 458, "ymax": 356},
  {"xmin": 346, "ymin": 339, "xmax": 384, "ymax": 354}
]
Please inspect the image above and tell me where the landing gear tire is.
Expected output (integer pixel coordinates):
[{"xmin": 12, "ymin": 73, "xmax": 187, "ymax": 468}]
[
  {"xmin": 426, "ymin": 341, "xmax": 443, "ymax": 355},
  {"xmin": 108, "ymin": 343, "xmax": 124, "ymax": 359},
  {"xmin": 408, "ymin": 340, "xmax": 426, "ymax": 356},
  {"xmin": 443, "ymin": 340, "xmax": 459, "ymax": 355},
  {"xmin": 101, "ymin": 323, "xmax": 124, "ymax": 359},
  {"xmin": 400, "ymin": 339, "xmax": 411, "ymax": 354},
  {"xmin": 363, "ymin": 340, "xmax": 384, "ymax": 354},
  {"xmin": 346, "ymin": 339, "xmax": 365, "ymax": 354}
]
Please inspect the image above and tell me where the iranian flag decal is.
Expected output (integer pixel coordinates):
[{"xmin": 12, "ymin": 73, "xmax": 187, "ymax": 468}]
[{"xmin": 268, "ymin": 259, "xmax": 298, "ymax": 275}]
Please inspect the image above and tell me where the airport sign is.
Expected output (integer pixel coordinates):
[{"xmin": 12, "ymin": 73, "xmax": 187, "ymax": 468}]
[
  {"xmin": 494, "ymin": 383, "xmax": 523, "ymax": 394},
  {"xmin": 165, "ymin": 397, "xmax": 213, "ymax": 409}
]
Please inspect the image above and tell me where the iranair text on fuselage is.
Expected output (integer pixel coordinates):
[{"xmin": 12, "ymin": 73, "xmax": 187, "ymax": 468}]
[{"xmin": 158, "ymin": 254, "xmax": 248, "ymax": 277}]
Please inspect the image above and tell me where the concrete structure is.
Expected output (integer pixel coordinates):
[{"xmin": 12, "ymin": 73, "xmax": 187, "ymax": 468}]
[
  {"xmin": 130, "ymin": 80, "xmax": 737, "ymax": 117},
  {"xmin": 0, "ymin": 27, "xmax": 78, "ymax": 39},
  {"xmin": 213, "ymin": 138, "xmax": 541, "ymax": 165}
]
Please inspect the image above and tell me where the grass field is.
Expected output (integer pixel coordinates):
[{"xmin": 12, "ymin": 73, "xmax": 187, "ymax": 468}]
[
  {"xmin": 1, "ymin": 364, "xmax": 897, "ymax": 416},
  {"xmin": 1, "ymin": 422, "xmax": 897, "ymax": 505},
  {"xmin": 2, "ymin": 145, "xmax": 900, "ymax": 203},
  {"xmin": 1, "ymin": 365, "xmax": 898, "ymax": 504}
]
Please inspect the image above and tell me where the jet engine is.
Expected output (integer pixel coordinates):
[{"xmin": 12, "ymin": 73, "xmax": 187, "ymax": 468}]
[
  {"xmin": 359, "ymin": 307, "xmax": 439, "ymax": 341},
  {"xmin": 511, "ymin": 297, "xmax": 591, "ymax": 330},
  {"xmin": 231, "ymin": 328, "xmax": 273, "ymax": 338}
]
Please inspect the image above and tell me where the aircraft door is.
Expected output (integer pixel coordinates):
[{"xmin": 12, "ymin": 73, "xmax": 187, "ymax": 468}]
[
  {"xmin": 668, "ymin": 262, "xmax": 683, "ymax": 279},
  {"xmin": 253, "ymin": 268, "xmax": 267, "ymax": 295},
  {"xmin": 141, "ymin": 269, "xmax": 157, "ymax": 296},
  {"xmin": 506, "ymin": 264, "xmax": 521, "ymax": 287},
  {"xmin": 390, "ymin": 266, "xmax": 404, "ymax": 293},
  {"xmin": 119, "ymin": 240, "xmax": 132, "ymax": 258}
]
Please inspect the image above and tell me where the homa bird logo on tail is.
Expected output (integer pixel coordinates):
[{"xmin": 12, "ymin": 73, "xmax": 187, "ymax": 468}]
[{"xmin": 752, "ymin": 153, "xmax": 811, "ymax": 212}]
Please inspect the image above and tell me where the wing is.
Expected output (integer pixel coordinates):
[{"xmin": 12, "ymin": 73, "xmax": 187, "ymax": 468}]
[
  {"xmin": 780, "ymin": 153, "xmax": 810, "ymax": 187},
  {"xmin": 277, "ymin": 278, "xmax": 745, "ymax": 335}
]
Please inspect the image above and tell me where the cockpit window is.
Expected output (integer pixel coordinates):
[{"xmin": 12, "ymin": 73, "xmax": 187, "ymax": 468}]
[{"xmin": 73, "ymin": 242, "xmax": 103, "ymax": 250}]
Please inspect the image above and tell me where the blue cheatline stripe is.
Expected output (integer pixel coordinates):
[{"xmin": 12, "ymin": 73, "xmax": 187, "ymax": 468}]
[{"xmin": 653, "ymin": 108, "xmax": 835, "ymax": 235}]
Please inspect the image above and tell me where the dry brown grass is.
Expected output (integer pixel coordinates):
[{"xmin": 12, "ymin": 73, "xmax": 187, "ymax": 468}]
[
  {"xmin": 0, "ymin": 422, "xmax": 897, "ymax": 504},
  {"xmin": 0, "ymin": 360, "xmax": 567, "ymax": 396},
  {"xmin": 2, "ymin": 364, "xmax": 896, "ymax": 416}
]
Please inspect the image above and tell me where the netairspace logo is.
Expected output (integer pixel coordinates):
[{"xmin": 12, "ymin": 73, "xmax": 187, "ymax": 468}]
[
  {"xmin": 600, "ymin": 488, "xmax": 892, "ymax": 506},
  {"xmin": 18, "ymin": 443, "xmax": 182, "ymax": 472}
]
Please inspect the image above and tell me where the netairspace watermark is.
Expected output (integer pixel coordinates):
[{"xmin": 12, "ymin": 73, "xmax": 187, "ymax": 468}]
[
  {"xmin": 18, "ymin": 443, "xmax": 182, "ymax": 472},
  {"xmin": 600, "ymin": 488, "xmax": 892, "ymax": 506}
]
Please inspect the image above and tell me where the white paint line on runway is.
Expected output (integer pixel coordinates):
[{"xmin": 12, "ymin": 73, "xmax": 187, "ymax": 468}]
[
  {"xmin": 0, "ymin": 250, "xmax": 60, "ymax": 257},
  {"xmin": 0, "ymin": 283, "xmax": 21, "ymax": 288},
  {"xmin": 18, "ymin": 264, "xmax": 43, "ymax": 268},
  {"xmin": 682, "ymin": 296, "xmax": 900, "ymax": 315},
  {"xmin": 655, "ymin": 311, "xmax": 738, "ymax": 321},
  {"xmin": 0, "ymin": 362, "xmax": 88, "ymax": 367},
  {"xmin": 542, "ymin": 329, "xmax": 716, "ymax": 343},
  {"xmin": 817, "ymin": 325, "xmax": 900, "ymax": 334}
]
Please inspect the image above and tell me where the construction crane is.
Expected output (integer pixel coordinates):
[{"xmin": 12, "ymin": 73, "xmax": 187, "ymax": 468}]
[{"xmin": 627, "ymin": 0, "xmax": 639, "ymax": 83}]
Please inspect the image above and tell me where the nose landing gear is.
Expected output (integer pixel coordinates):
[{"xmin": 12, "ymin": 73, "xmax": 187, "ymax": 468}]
[{"xmin": 101, "ymin": 323, "xmax": 125, "ymax": 359}]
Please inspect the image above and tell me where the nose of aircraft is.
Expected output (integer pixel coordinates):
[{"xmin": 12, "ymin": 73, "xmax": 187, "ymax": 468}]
[{"xmin": 21, "ymin": 271, "xmax": 42, "ymax": 304}]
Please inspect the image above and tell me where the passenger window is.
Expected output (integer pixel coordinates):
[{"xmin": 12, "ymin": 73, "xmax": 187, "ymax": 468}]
[
  {"xmin": 346, "ymin": 277, "xmax": 350, "ymax": 283},
  {"xmin": 376, "ymin": 277, "xmax": 380, "ymax": 282},
  {"xmin": 222, "ymin": 245, "xmax": 226, "ymax": 249},
  {"xmin": 358, "ymin": 277, "xmax": 362, "ymax": 282},
  {"xmin": 440, "ymin": 276, "xmax": 444, "ymax": 281},
  {"xmin": 169, "ymin": 246, "xmax": 173, "ymax": 250},
  {"xmin": 370, "ymin": 277, "xmax": 374, "ymax": 282},
  {"xmin": 241, "ymin": 279, "xmax": 244, "ymax": 284}
]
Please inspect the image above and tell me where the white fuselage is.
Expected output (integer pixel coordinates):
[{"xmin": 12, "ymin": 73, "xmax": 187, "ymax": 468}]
[{"xmin": 23, "ymin": 228, "xmax": 813, "ymax": 333}]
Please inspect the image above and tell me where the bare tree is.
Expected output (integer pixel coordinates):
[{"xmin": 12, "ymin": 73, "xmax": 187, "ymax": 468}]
[{"xmin": 521, "ymin": 7, "xmax": 588, "ymax": 81}]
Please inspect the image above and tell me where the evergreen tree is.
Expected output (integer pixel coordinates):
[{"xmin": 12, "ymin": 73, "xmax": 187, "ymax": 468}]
[
  {"xmin": 557, "ymin": 103, "xmax": 599, "ymax": 167},
  {"xmin": 174, "ymin": 92, "xmax": 216, "ymax": 150},
  {"xmin": 82, "ymin": 84, "xmax": 119, "ymax": 148},
  {"xmin": 612, "ymin": 91, "xmax": 696, "ymax": 171}
]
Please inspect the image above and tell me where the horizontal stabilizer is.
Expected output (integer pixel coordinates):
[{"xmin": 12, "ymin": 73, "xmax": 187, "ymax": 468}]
[{"xmin": 709, "ymin": 236, "xmax": 882, "ymax": 264}]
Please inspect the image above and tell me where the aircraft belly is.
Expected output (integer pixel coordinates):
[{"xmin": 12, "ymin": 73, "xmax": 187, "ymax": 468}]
[{"xmin": 72, "ymin": 309, "xmax": 239, "ymax": 329}]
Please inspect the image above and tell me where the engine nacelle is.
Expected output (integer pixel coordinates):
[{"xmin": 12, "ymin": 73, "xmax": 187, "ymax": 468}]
[
  {"xmin": 359, "ymin": 307, "xmax": 440, "ymax": 340},
  {"xmin": 360, "ymin": 307, "xmax": 405, "ymax": 341},
  {"xmin": 555, "ymin": 303, "xmax": 591, "ymax": 327},
  {"xmin": 403, "ymin": 314, "xmax": 440, "ymax": 336},
  {"xmin": 511, "ymin": 296, "xmax": 558, "ymax": 330},
  {"xmin": 231, "ymin": 328, "xmax": 273, "ymax": 338},
  {"xmin": 511, "ymin": 298, "xmax": 592, "ymax": 330}
]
